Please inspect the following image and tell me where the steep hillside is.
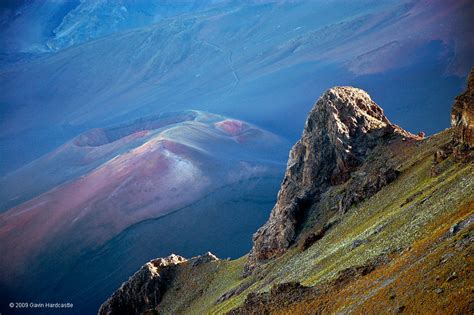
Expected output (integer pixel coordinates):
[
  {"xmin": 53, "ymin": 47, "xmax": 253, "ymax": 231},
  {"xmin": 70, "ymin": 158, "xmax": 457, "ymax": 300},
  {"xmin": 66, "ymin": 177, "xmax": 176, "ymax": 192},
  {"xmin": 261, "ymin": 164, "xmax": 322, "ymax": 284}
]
[{"xmin": 100, "ymin": 70, "xmax": 473, "ymax": 314}]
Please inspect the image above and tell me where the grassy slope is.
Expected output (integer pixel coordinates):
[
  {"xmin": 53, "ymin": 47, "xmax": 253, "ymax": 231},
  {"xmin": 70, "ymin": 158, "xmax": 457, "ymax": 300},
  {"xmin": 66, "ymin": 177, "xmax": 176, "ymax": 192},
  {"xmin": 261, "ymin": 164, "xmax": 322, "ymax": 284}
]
[
  {"xmin": 157, "ymin": 129, "xmax": 473, "ymax": 314},
  {"xmin": 275, "ymin": 199, "xmax": 474, "ymax": 314}
]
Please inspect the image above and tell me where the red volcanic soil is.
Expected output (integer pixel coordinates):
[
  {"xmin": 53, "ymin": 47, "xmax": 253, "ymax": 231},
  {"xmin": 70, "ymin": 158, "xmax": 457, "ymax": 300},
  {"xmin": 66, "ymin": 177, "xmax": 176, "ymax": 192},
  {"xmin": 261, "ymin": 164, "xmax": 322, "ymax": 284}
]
[
  {"xmin": 215, "ymin": 119, "xmax": 249, "ymax": 136},
  {"xmin": 0, "ymin": 138, "xmax": 209, "ymax": 281}
]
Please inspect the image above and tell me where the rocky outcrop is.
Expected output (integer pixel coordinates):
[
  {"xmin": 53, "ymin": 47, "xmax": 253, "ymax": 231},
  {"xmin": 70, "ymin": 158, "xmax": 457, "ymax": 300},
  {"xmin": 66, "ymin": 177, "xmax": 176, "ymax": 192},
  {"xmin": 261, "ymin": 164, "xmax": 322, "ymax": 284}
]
[
  {"xmin": 98, "ymin": 254, "xmax": 186, "ymax": 315},
  {"xmin": 245, "ymin": 87, "xmax": 415, "ymax": 273},
  {"xmin": 451, "ymin": 67, "xmax": 474, "ymax": 159},
  {"xmin": 99, "ymin": 252, "xmax": 218, "ymax": 315},
  {"xmin": 432, "ymin": 67, "xmax": 474, "ymax": 175}
]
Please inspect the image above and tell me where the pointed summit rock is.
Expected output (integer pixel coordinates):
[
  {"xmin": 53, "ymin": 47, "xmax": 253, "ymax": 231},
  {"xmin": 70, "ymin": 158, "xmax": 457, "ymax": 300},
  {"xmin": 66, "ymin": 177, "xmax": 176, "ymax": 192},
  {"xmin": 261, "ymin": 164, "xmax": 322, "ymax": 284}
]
[{"xmin": 245, "ymin": 86, "xmax": 415, "ymax": 273}]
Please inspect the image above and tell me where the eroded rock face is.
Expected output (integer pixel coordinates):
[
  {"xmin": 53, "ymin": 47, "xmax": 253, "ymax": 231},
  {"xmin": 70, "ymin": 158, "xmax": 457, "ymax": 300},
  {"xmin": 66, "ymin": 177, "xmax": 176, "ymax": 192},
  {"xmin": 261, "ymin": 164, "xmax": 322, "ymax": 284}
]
[
  {"xmin": 245, "ymin": 87, "xmax": 414, "ymax": 273},
  {"xmin": 99, "ymin": 252, "xmax": 218, "ymax": 315},
  {"xmin": 451, "ymin": 67, "xmax": 474, "ymax": 156},
  {"xmin": 432, "ymin": 67, "xmax": 474, "ymax": 174}
]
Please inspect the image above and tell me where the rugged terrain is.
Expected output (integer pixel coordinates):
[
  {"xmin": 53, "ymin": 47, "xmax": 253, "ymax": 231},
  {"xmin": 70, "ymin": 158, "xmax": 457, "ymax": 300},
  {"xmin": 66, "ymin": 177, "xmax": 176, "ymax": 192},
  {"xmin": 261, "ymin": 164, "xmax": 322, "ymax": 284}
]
[
  {"xmin": 100, "ymin": 71, "xmax": 474, "ymax": 314},
  {"xmin": 1, "ymin": 2, "xmax": 473, "ymax": 314}
]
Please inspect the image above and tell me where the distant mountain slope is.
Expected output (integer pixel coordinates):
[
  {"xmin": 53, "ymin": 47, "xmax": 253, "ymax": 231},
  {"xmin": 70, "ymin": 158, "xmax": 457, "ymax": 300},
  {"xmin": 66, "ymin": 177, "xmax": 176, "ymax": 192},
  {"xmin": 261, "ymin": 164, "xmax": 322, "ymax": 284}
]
[
  {"xmin": 1, "ymin": 0, "xmax": 472, "ymax": 174},
  {"xmin": 99, "ymin": 70, "xmax": 474, "ymax": 314},
  {"xmin": 0, "ymin": 0, "xmax": 226, "ymax": 54}
]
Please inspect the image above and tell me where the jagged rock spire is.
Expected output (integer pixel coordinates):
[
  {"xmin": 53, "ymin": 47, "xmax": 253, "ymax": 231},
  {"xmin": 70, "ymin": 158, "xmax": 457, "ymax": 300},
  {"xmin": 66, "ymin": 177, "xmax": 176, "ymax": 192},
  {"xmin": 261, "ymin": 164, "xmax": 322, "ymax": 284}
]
[{"xmin": 245, "ymin": 86, "xmax": 414, "ymax": 274}]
